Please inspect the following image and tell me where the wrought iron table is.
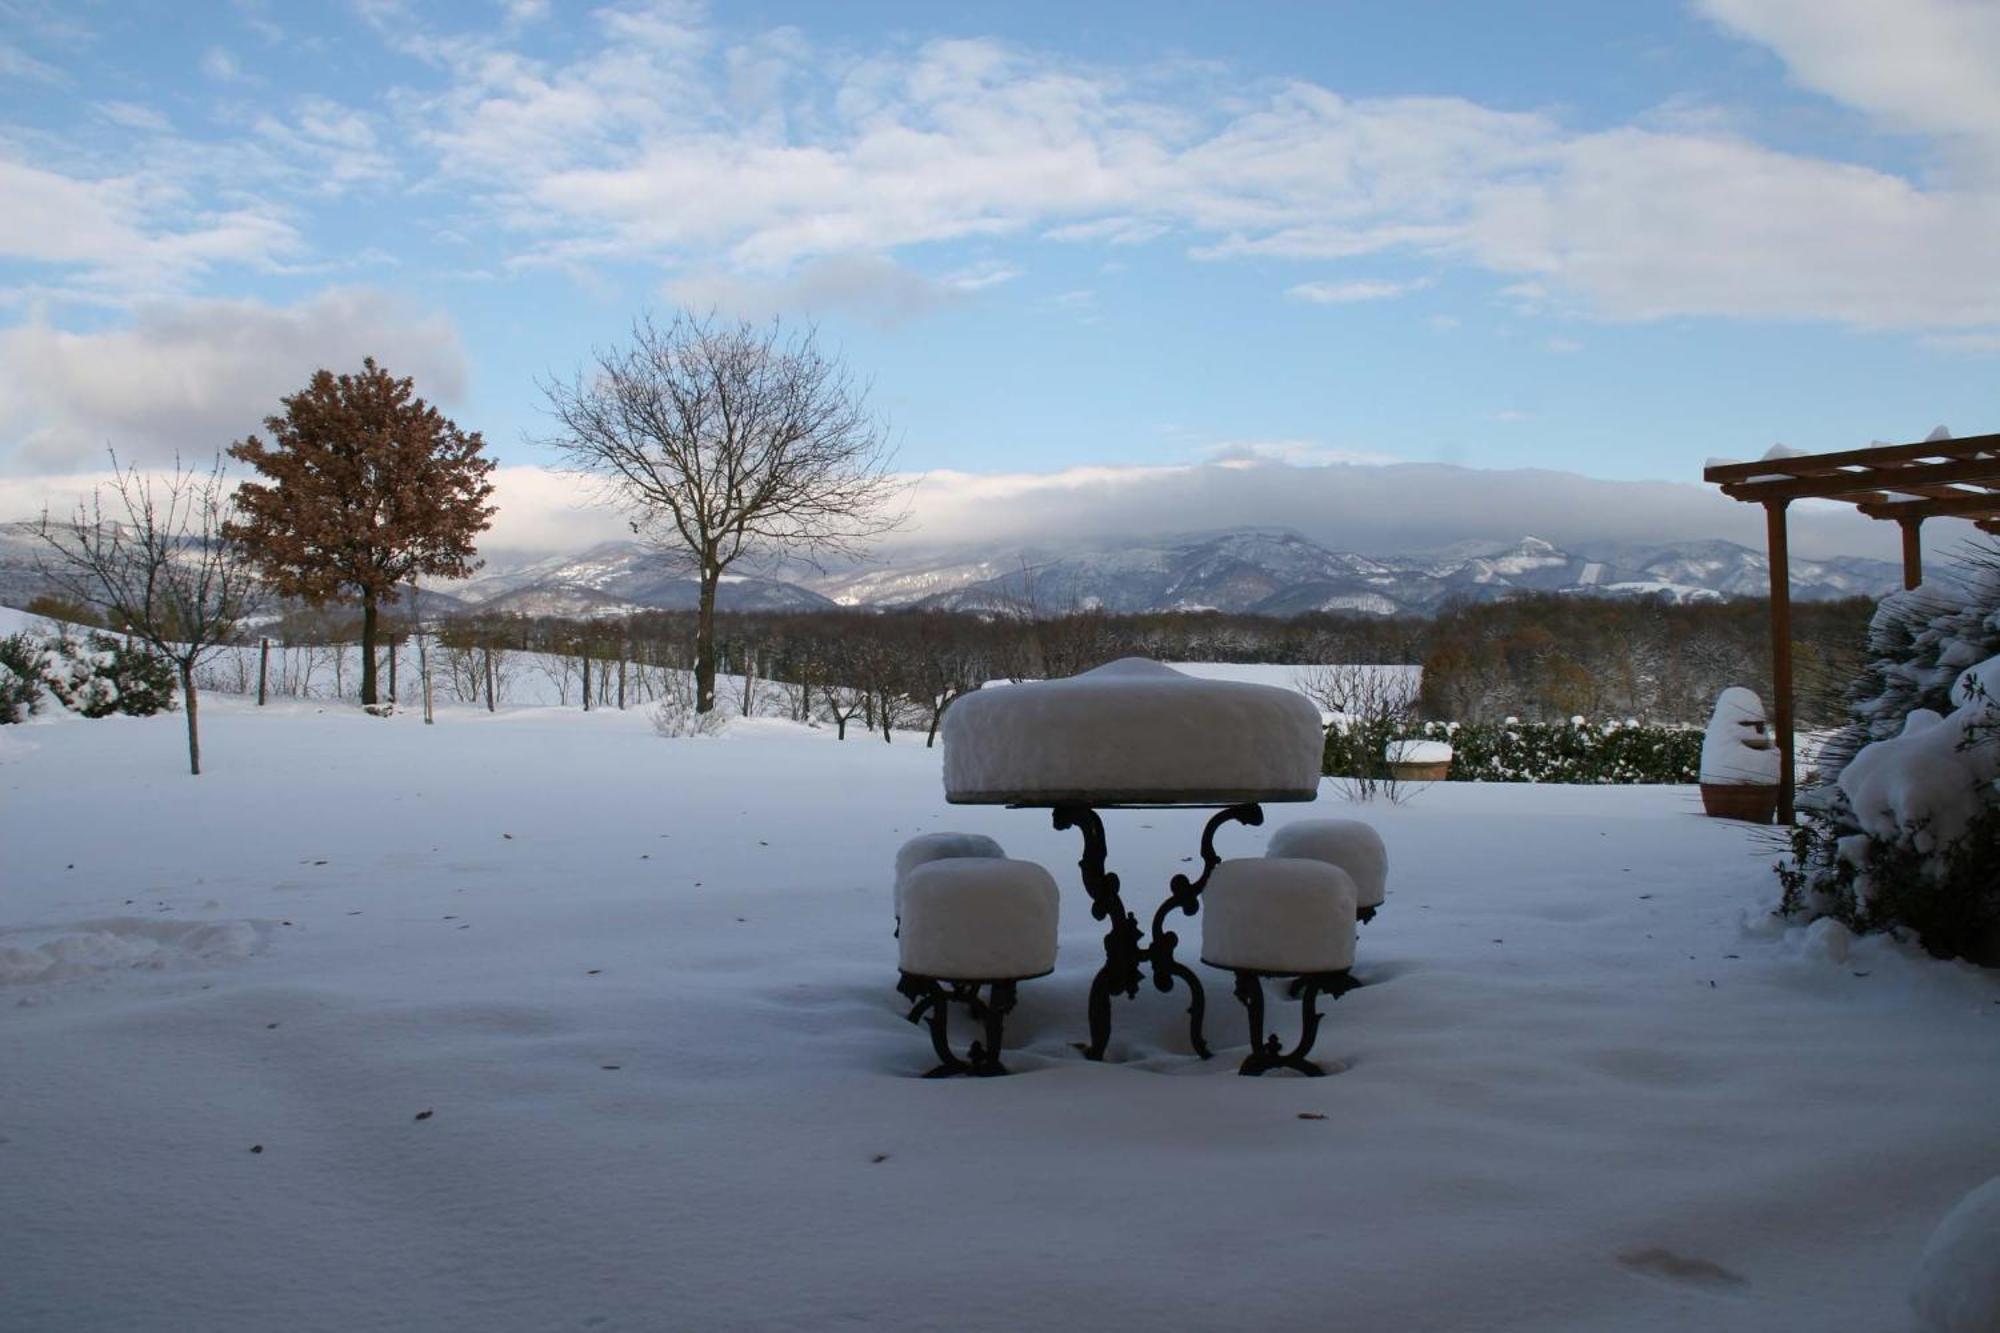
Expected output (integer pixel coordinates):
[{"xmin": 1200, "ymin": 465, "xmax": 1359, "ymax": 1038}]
[{"xmin": 1021, "ymin": 794, "xmax": 1314, "ymax": 1061}]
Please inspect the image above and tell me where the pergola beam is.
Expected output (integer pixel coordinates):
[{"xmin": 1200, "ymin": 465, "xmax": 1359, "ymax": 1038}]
[
  {"xmin": 1714, "ymin": 455, "xmax": 2000, "ymax": 505},
  {"xmin": 1703, "ymin": 432, "xmax": 2000, "ymax": 484},
  {"xmin": 1856, "ymin": 492, "xmax": 2000, "ymax": 523}
]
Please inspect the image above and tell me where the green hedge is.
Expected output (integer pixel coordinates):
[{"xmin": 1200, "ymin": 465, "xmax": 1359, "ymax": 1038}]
[{"xmin": 1324, "ymin": 717, "xmax": 1701, "ymax": 784}]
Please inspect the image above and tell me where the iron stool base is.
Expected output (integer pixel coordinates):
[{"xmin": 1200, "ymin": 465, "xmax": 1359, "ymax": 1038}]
[
  {"xmin": 1222, "ymin": 967, "xmax": 1360, "ymax": 1077},
  {"xmin": 900, "ymin": 975, "xmax": 1023, "ymax": 1078}
]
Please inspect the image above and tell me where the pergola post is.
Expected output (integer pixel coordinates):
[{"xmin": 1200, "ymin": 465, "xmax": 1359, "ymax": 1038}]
[
  {"xmin": 1765, "ymin": 500, "xmax": 1795, "ymax": 825},
  {"xmin": 1898, "ymin": 516, "xmax": 1924, "ymax": 590}
]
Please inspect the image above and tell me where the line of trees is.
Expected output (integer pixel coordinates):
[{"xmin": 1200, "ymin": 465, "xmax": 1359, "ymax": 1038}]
[{"xmin": 234, "ymin": 592, "xmax": 1874, "ymax": 739}]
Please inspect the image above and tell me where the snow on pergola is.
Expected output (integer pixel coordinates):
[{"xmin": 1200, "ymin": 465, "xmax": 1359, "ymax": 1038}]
[{"xmin": 1704, "ymin": 430, "xmax": 2000, "ymax": 824}]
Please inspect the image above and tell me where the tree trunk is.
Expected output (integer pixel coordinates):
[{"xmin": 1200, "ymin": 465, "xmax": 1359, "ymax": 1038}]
[
  {"xmin": 359, "ymin": 593, "xmax": 380, "ymax": 707},
  {"xmin": 694, "ymin": 565, "xmax": 720, "ymax": 714},
  {"xmin": 180, "ymin": 664, "xmax": 201, "ymax": 776}
]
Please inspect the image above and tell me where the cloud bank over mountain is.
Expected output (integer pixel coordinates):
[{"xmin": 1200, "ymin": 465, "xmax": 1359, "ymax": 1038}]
[{"xmin": 429, "ymin": 457, "xmax": 1905, "ymax": 564}]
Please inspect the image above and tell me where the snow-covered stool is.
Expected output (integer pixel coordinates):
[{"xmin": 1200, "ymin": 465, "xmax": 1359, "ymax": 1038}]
[
  {"xmin": 1199, "ymin": 858, "xmax": 1360, "ymax": 1077},
  {"xmin": 897, "ymin": 857, "xmax": 1059, "ymax": 1077},
  {"xmin": 892, "ymin": 833, "xmax": 1007, "ymax": 1020},
  {"xmin": 1265, "ymin": 819, "xmax": 1387, "ymax": 923}
]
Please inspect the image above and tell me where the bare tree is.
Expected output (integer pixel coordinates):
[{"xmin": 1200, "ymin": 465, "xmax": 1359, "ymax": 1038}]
[
  {"xmin": 538, "ymin": 313, "xmax": 901, "ymax": 714},
  {"xmin": 1293, "ymin": 663, "xmax": 1422, "ymax": 802},
  {"xmin": 35, "ymin": 454, "xmax": 261, "ymax": 775}
]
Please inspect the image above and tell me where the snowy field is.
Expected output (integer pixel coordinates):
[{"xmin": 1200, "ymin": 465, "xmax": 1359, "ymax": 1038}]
[{"xmin": 2, "ymin": 695, "xmax": 1997, "ymax": 1331}]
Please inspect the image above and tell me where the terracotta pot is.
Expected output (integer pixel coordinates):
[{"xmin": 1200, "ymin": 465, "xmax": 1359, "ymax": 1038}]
[
  {"xmin": 1388, "ymin": 760, "xmax": 1451, "ymax": 782},
  {"xmin": 1700, "ymin": 782, "xmax": 1778, "ymax": 823}
]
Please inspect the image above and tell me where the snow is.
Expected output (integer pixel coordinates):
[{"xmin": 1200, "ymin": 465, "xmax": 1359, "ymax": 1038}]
[
  {"xmin": 1266, "ymin": 818, "xmax": 1388, "ymax": 911},
  {"xmin": 942, "ymin": 657, "xmax": 1324, "ymax": 803},
  {"xmin": 896, "ymin": 858, "xmax": 1060, "ymax": 981},
  {"xmin": 1912, "ymin": 1176, "xmax": 2000, "ymax": 1333},
  {"xmin": 1385, "ymin": 738, "xmax": 1453, "ymax": 765},
  {"xmin": 1839, "ymin": 658, "xmax": 2000, "ymax": 852},
  {"xmin": 2, "ymin": 696, "xmax": 1998, "ymax": 1331},
  {"xmin": 892, "ymin": 832, "xmax": 1006, "ymax": 916},
  {"xmin": 1700, "ymin": 687, "xmax": 1781, "ymax": 786},
  {"xmin": 1198, "ymin": 858, "xmax": 1357, "ymax": 974}
]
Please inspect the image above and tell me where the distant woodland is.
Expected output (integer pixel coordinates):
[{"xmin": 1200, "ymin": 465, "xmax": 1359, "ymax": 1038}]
[{"xmin": 153, "ymin": 590, "xmax": 1876, "ymax": 730}]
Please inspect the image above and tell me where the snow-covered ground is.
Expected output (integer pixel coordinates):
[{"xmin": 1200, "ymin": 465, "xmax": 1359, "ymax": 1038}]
[{"xmin": 2, "ymin": 695, "xmax": 1997, "ymax": 1331}]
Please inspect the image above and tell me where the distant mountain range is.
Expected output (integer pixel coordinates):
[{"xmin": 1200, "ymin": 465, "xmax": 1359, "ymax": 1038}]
[
  {"xmin": 0, "ymin": 521, "xmax": 1904, "ymax": 621},
  {"xmin": 430, "ymin": 529, "xmax": 1903, "ymax": 618}
]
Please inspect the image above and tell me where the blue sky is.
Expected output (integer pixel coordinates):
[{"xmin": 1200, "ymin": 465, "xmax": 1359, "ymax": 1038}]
[{"xmin": 2, "ymin": 0, "xmax": 1995, "ymax": 555}]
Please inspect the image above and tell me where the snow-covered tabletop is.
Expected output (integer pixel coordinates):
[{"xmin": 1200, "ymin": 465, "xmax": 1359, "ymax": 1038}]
[{"xmin": 940, "ymin": 658, "xmax": 1325, "ymax": 806}]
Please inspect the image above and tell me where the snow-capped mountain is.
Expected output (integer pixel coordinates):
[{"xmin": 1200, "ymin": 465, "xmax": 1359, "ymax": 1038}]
[
  {"xmin": 437, "ymin": 530, "xmax": 1905, "ymax": 618},
  {"xmin": 0, "ymin": 520, "xmax": 1907, "ymax": 620}
]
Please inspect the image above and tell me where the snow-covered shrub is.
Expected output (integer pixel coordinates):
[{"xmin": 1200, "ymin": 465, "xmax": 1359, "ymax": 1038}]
[
  {"xmin": 1363, "ymin": 717, "xmax": 1699, "ymax": 784},
  {"xmin": 0, "ymin": 633, "xmax": 42, "ymax": 724},
  {"xmin": 651, "ymin": 669, "xmax": 726, "ymax": 738},
  {"xmin": 11, "ymin": 630, "xmax": 178, "ymax": 720},
  {"xmin": 1780, "ymin": 546, "xmax": 2000, "ymax": 965}
]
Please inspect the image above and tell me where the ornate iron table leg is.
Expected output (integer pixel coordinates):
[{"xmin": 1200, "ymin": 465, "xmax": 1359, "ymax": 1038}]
[{"xmin": 1052, "ymin": 802, "xmax": 1263, "ymax": 1062}]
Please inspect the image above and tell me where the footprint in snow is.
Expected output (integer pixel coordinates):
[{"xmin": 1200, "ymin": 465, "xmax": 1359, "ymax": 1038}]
[{"xmin": 1617, "ymin": 1248, "xmax": 1746, "ymax": 1292}]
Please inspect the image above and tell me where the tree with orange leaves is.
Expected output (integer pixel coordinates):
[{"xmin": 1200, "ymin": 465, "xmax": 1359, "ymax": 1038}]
[{"xmin": 228, "ymin": 358, "xmax": 496, "ymax": 710}]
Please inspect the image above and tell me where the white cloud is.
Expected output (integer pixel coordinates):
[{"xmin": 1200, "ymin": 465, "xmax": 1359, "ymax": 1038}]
[
  {"xmin": 1202, "ymin": 439, "xmax": 1402, "ymax": 467},
  {"xmin": 1545, "ymin": 336, "xmax": 1582, "ymax": 353},
  {"xmin": 0, "ymin": 157, "xmax": 300, "ymax": 299},
  {"xmin": 94, "ymin": 100, "xmax": 174, "ymax": 132},
  {"xmin": 0, "ymin": 288, "xmax": 468, "ymax": 472},
  {"xmin": 200, "ymin": 45, "xmax": 246, "ymax": 83},
  {"xmin": 664, "ymin": 253, "xmax": 993, "ymax": 326},
  {"xmin": 890, "ymin": 458, "xmax": 1900, "ymax": 561},
  {"xmin": 251, "ymin": 96, "xmax": 396, "ymax": 191},
  {"xmin": 1286, "ymin": 278, "xmax": 1429, "ymax": 304},
  {"xmin": 478, "ymin": 464, "xmax": 629, "ymax": 554},
  {"xmin": 1697, "ymin": 0, "xmax": 2000, "ymax": 159},
  {"xmin": 379, "ymin": 16, "xmax": 2000, "ymax": 332},
  {"xmin": 0, "ymin": 40, "xmax": 65, "ymax": 84}
]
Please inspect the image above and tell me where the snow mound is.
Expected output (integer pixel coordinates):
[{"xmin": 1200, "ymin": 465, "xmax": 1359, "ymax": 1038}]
[
  {"xmin": 0, "ymin": 917, "xmax": 270, "ymax": 985},
  {"xmin": 1386, "ymin": 739, "xmax": 1452, "ymax": 765},
  {"xmin": 1267, "ymin": 818, "xmax": 1387, "ymax": 910},
  {"xmin": 1839, "ymin": 659, "xmax": 2000, "ymax": 853},
  {"xmin": 896, "ymin": 858, "xmax": 1059, "ymax": 980},
  {"xmin": 941, "ymin": 657, "xmax": 1324, "ymax": 804},
  {"xmin": 893, "ymin": 832, "xmax": 1006, "ymax": 916},
  {"xmin": 1701, "ymin": 686, "xmax": 1780, "ymax": 785},
  {"xmin": 1912, "ymin": 1176, "xmax": 2000, "ymax": 1333},
  {"xmin": 1199, "ymin": 858, "xmax": 1357, "ymax": 974}
]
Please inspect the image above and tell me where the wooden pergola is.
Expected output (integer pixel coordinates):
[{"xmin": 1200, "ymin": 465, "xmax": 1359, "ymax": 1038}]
[{"xmin": 1704, "ymin": 432, "xmax": 2000, "ymax": 823}]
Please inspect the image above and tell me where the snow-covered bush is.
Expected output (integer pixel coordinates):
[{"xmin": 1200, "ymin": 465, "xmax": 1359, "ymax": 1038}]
[
  {"xmin": 5, "ymin": 629, "xmax": 177, "ymax": 720},
  {"xmin": 651, "ymin": 669, "xmax": 726, "ymax": 738},
  {"xmin": 1780, "ymin": 547, "xmax": 2000, "ymax": 965},
  {"xmin": 0, "ymin": 633, "xmax": 41, "ymax": 724}
]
